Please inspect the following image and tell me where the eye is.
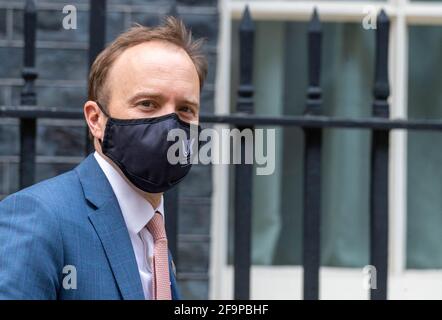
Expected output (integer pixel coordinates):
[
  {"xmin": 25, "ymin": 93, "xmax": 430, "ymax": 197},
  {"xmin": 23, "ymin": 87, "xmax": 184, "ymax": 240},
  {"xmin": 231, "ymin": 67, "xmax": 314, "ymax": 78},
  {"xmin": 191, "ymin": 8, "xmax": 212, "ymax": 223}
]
[
  {"xmin": 137, "ymin": 100, "xmax": 156, "ymax": 109},
  {"xmin": 179, "ymin": 106, "xmax": 196, "ymax": 115}
]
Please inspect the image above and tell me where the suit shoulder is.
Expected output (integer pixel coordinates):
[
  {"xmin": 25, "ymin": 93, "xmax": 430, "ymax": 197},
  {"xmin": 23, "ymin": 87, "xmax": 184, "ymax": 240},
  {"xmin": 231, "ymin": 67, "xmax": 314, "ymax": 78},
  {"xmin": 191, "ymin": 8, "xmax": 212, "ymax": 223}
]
[
  {"xmin": 1, "ymin": 169, "xmax": 81, "ymax": 211},
  {"xmin": 0, "ymin": 174, "xmax": 68, "ymax": 299}
]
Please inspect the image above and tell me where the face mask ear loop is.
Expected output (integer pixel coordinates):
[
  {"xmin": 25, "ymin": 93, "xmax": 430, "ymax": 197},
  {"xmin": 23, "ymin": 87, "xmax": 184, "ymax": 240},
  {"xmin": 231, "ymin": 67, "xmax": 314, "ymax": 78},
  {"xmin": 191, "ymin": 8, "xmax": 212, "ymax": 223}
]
[
  {"xmin": 96, "ymin": 101, "xmax": 111, "ymax": 119},
  {"xmin": 96, "ymin": 101, "xmax": 110, "ymax": 148}
]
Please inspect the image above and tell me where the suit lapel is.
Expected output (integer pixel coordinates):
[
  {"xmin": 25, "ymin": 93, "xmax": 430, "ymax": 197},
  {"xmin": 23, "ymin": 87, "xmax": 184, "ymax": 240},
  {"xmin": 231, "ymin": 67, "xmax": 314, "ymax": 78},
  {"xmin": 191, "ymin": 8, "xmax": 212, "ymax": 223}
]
[
  {"xmin": 88, "ymin": 201, "xmax": 145, "ymax": 300},
  {"xmin": 76, "ymin": 154, "xmax": 145, "ymax": 300}
]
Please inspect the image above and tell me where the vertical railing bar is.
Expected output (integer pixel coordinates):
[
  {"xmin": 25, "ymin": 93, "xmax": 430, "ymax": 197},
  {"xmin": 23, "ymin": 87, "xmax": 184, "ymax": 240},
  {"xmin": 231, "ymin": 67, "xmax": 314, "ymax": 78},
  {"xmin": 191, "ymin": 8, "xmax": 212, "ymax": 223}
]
[
  {"xmin": 88, "ymin": 0, "xmax": 107, "ymax": 71},
  {"xmin": 168, "ymin": 0, "xmax": 178, "ymax": 18},
  {"xmin": 302, "ymin": 7, "xmax": 322, "ymax": 300},
  {"xmin": 165, "ymin": 0, "xmax": 179, "ymax": 266},
  {"xmin": 234, "ymin": 5, "xmax": 254, "ymax": 300},
  {"xmin": 86, "ymin": 0, "xmax": 107, "ymax": 154},
  {"xmin": 370, "ymin": 9, "xmax": 390, "ymax": 301},
  {"xmin": 19, "ymin": 0, "xmax": 38, "ymax": 189}
]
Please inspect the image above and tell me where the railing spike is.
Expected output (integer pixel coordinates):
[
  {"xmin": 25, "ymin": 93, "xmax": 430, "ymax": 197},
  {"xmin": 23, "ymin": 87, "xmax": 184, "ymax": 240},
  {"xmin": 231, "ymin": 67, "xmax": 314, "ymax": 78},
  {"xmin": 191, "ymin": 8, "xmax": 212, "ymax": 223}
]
[
  {"xmin": 306, "ymin": 7, "xmax": 322, "ymax": 115},
  {"xmin": 373, "ymin": 8, "xmax": 390, "ymax": 115},
  {"xmin": 236, "ymin": 5, "xmax": 255, "ymax": 114},
  {"xmin": 169, "ymin": 0, "xmax": 178, "ymax": 17},
  {"xmin": 239, "ymin": 5, "xmax": 254, "ymax": 32},
  {"xmin": 25, "ymin": 0, "xmax": 36, "ymax": 13},
  {"xmin": 377, "ymin": 9, "xmax": 389, "ymax": 24},
  {"xmin": 309, "ymin": 7, "xmax": 321, "ymax": 33}
]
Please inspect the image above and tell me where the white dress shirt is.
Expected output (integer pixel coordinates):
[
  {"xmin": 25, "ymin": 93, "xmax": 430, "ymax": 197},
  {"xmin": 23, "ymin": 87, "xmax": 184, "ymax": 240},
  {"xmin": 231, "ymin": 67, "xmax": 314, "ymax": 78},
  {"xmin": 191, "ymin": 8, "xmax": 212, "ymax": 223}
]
[{"xmin": 94, "ymin": 151, "xmax": 164, "ymax": 300}]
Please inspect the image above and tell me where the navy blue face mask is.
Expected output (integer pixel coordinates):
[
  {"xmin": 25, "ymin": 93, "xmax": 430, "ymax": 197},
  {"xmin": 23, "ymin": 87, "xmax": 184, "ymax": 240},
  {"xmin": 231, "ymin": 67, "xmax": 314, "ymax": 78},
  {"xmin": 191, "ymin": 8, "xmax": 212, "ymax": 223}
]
[{"xmin": 97, "ymin": 102, "xmax": 200, "ymax": 193}]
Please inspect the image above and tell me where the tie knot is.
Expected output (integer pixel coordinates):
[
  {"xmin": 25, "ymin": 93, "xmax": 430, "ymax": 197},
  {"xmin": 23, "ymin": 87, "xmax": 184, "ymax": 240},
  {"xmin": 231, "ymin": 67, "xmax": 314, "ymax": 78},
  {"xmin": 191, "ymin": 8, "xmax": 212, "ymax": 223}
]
[{"xmin": 147, "ymin": 212, "xmax": 167, "ymax": 242}]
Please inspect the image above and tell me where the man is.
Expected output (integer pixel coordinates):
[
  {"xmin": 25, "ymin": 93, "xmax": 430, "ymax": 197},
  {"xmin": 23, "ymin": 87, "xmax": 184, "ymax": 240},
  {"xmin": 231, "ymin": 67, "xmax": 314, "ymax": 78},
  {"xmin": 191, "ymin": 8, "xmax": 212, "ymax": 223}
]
[{"xmin": 0, "ymin": 17, "xmax": 207, "ymax": 300}]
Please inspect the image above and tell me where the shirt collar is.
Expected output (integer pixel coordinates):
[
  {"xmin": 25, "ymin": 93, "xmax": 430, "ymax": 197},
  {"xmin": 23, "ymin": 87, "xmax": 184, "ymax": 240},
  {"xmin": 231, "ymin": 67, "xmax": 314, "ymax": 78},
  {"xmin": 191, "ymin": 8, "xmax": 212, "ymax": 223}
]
[{"xmin": 94, "ymin": 151, "xmax": 164, "ymax": 234}]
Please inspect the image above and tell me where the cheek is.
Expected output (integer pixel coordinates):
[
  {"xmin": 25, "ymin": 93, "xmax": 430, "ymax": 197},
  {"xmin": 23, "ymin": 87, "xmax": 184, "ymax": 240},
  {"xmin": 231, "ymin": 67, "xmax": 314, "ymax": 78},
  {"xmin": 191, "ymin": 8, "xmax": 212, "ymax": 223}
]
[{"xmin": 106, "ymin": 103, "xmax": 128, "ymax": 119}]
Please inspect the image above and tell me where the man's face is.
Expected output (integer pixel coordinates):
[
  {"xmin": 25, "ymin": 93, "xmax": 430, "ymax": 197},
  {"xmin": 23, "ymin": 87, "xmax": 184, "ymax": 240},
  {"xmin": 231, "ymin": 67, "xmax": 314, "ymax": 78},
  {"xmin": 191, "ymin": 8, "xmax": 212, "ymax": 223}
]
[{"xmin": 102, "ymin": 40, "xmax": 200, "ymax": 126}]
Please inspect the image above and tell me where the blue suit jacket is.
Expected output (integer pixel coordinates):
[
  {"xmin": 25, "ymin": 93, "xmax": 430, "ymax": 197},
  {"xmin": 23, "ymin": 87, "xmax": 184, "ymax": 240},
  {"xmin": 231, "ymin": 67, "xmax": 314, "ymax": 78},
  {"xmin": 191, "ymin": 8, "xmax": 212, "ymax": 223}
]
[{"xmin": 0, "ymin": 154, "xmax": 180, "ymax": 300}]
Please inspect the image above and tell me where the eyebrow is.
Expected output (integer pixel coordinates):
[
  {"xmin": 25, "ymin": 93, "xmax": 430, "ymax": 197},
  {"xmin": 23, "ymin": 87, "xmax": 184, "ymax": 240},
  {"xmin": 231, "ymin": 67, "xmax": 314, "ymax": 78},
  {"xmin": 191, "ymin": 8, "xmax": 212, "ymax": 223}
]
[{"xmin": 128, "ymin": 91, "xmax": 200, "ymax": 109}]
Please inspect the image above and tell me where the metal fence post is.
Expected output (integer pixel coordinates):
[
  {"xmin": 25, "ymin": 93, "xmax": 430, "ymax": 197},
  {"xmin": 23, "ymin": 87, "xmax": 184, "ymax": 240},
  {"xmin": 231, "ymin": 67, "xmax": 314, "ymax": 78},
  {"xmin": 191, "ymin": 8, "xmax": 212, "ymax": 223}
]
[
  {"xmin": 19, "ymin": 0, "xmax": 38, "ymax": 189},
  {"xmin": 302, "ymin": 8, "xmax": 323, "ymax": 300},
  {"xmin": 370, "ymin": 9, "xmax": 390, "ymax": 300},
  {"xmin": 86, "ymin": 0, "xmax": 107, "ymax": 154},
  {"xmin": 165, "ymin": 0, "xmax": 180, "ymax": 265},
  {"xmin": 234, "ymin": 5, "xmax": 255, "ymax": 300}
]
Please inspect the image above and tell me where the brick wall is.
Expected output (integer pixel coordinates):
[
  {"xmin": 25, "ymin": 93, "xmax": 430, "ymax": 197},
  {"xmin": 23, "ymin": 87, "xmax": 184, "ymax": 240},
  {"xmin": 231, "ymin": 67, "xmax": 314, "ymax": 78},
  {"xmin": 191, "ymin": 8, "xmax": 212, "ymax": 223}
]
[{"xmin": 0, "ymin": 0, "xmax": 218, "ymax": 299}]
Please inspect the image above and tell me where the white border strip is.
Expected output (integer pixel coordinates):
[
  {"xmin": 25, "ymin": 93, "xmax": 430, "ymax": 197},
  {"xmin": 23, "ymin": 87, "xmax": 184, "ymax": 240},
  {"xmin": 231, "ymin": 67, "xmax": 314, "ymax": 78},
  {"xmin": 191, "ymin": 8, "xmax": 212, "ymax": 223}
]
[{"xmin": 210, "ymin": 0, "xmax": 232, "ymax": 300}]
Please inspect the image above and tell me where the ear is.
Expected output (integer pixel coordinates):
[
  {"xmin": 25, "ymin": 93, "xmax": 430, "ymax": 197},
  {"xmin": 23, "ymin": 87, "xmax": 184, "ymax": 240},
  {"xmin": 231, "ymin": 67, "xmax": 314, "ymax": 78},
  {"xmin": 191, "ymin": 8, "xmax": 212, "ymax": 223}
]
[{"xmin": 84, "ymin": 100, "xmax": 106, "ymax": 143}]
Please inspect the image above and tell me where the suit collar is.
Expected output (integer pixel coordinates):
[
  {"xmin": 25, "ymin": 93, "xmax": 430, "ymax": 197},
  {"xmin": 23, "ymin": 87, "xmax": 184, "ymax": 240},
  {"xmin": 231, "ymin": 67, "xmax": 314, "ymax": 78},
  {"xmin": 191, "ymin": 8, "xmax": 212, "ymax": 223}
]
[{"xmin": 75, "ymin": 153, "xmax": 115, "ymax": 209}]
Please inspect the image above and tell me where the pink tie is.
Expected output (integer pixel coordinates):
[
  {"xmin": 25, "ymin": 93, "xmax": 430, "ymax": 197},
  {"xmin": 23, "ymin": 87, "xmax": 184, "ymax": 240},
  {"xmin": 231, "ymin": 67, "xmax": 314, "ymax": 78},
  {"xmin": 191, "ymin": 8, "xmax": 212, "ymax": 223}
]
[{"xmin": 147, "ymin": 212, "xmax": 172, "ymax": 300}]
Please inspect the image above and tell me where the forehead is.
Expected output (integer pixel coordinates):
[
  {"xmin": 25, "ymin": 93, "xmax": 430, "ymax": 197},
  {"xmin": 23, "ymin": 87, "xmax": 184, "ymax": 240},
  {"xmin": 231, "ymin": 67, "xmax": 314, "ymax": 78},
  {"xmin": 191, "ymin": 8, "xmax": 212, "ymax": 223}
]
[{"xmin": 106, "ymin": 40, "xmax": 200, "ymax": 101}]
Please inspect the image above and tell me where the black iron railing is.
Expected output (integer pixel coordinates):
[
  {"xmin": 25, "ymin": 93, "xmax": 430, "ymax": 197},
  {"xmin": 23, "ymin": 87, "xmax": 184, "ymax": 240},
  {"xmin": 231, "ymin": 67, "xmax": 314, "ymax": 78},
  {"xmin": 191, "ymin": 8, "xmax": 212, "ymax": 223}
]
[{"xmin": 3, "ymin": 0, "xmax": 442, "ymax": 300}]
